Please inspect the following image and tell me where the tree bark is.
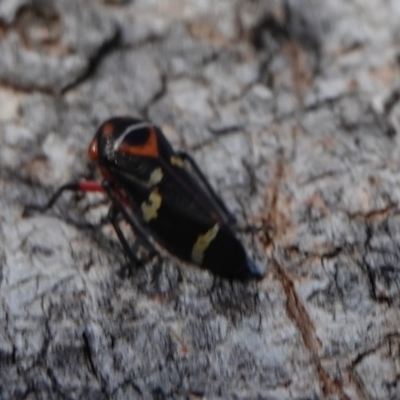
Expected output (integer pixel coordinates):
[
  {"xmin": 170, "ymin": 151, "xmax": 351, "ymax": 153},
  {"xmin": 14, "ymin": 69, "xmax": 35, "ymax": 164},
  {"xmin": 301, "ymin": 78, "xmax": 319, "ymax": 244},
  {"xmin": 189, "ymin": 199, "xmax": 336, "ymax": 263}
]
[{"xmin": 1, "ymin": 0, "xmax": 400, "ymax": 399}]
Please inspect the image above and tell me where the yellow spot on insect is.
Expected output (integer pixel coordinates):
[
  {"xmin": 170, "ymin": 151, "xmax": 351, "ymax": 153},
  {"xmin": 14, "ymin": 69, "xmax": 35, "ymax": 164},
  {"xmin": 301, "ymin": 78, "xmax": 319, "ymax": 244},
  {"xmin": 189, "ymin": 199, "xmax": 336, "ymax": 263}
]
[
  {"xmin": 141, "ymin": 190, "xmax": 162, "ymax": 222},
  {"xmin": 191, "ymin": 224, "xmax": 219, "ymax": 265},
  {"xmin": 170, "ymin": 156, "xmax": 184, "ymax": 167},
  {"xmin": 148, "ymin": 168, "xmax": 163, "ymax": 186}
]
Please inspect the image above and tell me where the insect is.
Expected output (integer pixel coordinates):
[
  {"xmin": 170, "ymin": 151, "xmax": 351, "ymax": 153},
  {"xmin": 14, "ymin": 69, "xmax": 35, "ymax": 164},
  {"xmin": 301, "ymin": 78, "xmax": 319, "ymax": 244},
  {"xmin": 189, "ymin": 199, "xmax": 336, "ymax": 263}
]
[{"xmin": 29, "ymin": 117, "xmax": 263, "ymax": 280}]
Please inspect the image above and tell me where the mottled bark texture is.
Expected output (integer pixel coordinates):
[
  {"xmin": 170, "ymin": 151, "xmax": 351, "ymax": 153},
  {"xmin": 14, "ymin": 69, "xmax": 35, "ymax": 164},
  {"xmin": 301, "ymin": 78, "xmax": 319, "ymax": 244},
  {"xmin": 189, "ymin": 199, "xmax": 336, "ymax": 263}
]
[{"xmin": 1, "ymin": 0, "xmax": 400, "ymax": 399}]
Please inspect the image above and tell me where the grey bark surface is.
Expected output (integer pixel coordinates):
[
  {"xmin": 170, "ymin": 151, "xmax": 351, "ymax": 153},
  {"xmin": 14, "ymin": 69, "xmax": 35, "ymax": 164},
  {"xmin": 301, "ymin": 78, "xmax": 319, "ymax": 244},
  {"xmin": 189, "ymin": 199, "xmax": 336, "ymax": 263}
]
[{"xmin": 1, "ymin": 0, "xmax": 400, "ymax": 399}]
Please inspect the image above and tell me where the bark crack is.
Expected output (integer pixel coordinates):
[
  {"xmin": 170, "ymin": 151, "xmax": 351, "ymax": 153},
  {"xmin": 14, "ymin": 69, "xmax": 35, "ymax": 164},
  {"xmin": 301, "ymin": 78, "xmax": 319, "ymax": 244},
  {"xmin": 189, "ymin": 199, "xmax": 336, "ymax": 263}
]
[{"xmin": 61, "ymin": 27, "xmax": 121, "ymax": 94}]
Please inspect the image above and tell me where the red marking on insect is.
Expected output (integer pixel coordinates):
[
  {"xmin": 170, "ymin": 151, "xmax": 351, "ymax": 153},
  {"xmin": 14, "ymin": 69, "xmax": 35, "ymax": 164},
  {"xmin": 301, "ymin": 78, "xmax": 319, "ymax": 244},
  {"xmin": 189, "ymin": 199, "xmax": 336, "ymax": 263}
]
[
  {"xmin": 88, "ymin": 138, "xmax": 99, "ymax": 161},
  {"xmin": 116, "ymin": 126, "xmax": 159, "ymax": 158},
  {"xmin": 99, "ymin": 167, "xmax": 112, "ymax": 181},
  {"xmin": 77, "ymin": 181, "xmax": 104, "ymax": 193}
]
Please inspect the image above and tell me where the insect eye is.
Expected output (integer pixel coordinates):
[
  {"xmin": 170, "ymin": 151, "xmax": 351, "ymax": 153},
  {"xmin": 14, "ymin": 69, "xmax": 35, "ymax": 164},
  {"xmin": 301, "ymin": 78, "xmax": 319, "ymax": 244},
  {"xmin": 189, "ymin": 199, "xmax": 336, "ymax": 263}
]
[
  {"xmin": 120, "ymin": 127, "xmax": 150, "ymax": 146},
  {"xmin": 111, "ymin": 123, "xmax": 159, "ymax": 158}
]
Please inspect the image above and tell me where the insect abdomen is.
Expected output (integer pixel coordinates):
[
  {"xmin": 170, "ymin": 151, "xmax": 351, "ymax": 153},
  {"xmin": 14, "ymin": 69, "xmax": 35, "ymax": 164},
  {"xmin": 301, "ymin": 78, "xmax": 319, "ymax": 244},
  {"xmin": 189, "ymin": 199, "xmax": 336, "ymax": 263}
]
[{"xmin": 141, "ymin": 202, "xmax": 253, "ymax": 279}]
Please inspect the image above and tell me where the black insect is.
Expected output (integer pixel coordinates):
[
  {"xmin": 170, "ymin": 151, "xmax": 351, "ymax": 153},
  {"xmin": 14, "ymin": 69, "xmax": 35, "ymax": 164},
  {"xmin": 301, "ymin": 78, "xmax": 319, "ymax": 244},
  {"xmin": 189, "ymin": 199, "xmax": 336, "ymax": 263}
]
[{"xmin": 29, "ymin": 117, "xmax": 263, "ymax": 280}]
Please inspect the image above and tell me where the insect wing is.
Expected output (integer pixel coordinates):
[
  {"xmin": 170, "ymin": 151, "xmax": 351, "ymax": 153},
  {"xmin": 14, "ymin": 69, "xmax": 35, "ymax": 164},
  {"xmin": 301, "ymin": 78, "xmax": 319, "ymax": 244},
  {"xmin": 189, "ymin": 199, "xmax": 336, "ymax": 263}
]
[{"xmin": 154, "ymin": 128, "xmax": 231, "ymax": 225}]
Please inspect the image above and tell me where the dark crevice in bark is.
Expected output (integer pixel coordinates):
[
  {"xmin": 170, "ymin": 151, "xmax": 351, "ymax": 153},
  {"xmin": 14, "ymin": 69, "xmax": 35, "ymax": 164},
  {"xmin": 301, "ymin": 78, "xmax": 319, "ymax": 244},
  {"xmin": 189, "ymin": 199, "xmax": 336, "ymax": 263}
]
[
  {"xmin": 362, "ymin": 224, "xmax": 380, "ymax": 304},
  {"xmin": 348, "ymin": 202, "xmax": 397, "ymax": 222},
  {"xmin": 274, "ymin": 260, "xmax": 320, "ymax": 352},
  {"xmin": 274, "ymin": 258, "xmax": 351, "ymax": 399},
  {"xmin": 0, "ymin": 79, "xmax": 56, "ymax": 95},
  {"xmin": 384, "ymin": 86, "xmax": 400, "ymax": 115},
  {"xmin": 141, "ymin": 72, "xmax": 167, "ymax": 121},
  {"xmin": 61, "ymin": 27, "xmax": 121, "ymax": 94},
  {"xmin": 250, "ymin": 13, "xmax": 289, "ymax": 52},
  {"xmin": 45, "ymin": 367, "xmax": 68, "ymax": 400},
  {"xmin": 82, "ymin": 331, "xmax": 98, "ymax": 379}
]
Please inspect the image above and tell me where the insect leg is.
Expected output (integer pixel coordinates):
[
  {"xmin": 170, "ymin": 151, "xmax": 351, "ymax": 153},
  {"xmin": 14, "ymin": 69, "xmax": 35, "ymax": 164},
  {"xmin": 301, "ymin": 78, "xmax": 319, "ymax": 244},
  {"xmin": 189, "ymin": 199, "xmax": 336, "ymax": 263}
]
[
  {"xmin": 23, "ymin": 181, "xmax": 104, "ymax": 215},
  {"xmin": 102, "ymin": 181, "xmax": 159, "ymax": 258},
  {"xmin": 177, "ymin": 151, "xmax": 237, "ymax": 225},
  {"xmin": 108, "ymin": 205, "xmax": 141, "ymax": 265}
]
